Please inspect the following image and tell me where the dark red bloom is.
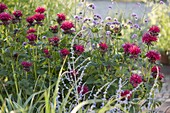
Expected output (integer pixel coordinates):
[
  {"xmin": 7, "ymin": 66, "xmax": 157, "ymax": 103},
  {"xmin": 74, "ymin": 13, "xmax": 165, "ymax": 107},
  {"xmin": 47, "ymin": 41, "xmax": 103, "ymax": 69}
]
[
  {"xmin": 21, "ymin": 61, "xmax": 32, "ymax": 68},
  {"xmin": 13, "ymin": 10, "xmax": 22, "ymax": 18},
  {"xmin": 26, "ymin": 16, "xmax": 34, "ymax": 24},
  {"xmin": 27, "ymin": 28, "xmax": 36, "ymax": 34},
  {"xmin": 122, "ymin": 43, "xmax": 132, "ymax": 54},
  {"xmin": 149, "ymin": 25, "xmax": 160, "ymax": 36},
  {"xmin": 33, "ymin": 13, "xmax": 45, "ymax": 21},
  {"xmin": 49, "ymin": 25, "xmax": 58, "ymax": 33},
  {"xmin": 73, "ymin": 44, "xmax": 84, "ymax": 55},
  {"xmin": 35, "ymin": 7, "xmax": 46, "ymax": 13},
  {"xmin": 128, "ymin": 44, "xmax": 141, "ymax": 57},
  {"xmin": 57, "ymin": 13, "xmax": 66, "ymax": 24},
  {"xmin": 26, "ymin": 34, "xmax": 37, "ymax": 42},
  {"xmin": 48, "ymin": 36, "xmax": 60, "ymax": 46},
  {"xmin": 60, "ymin": 21, "xmax": 74, "ymax": 31},
  {"xmin": 60, "ymin": 48, "xmax": 70, "ymax": 57},
  {"xmin": 99, "ymin": 42, "xmax": 108, "ymax": 52},
  {"xmin": 152, "ymin": 73, "xmax": 164, "ymax": 80},
  {"xmin": 130, "ymin": 74, "xmax": 142, "ymax": 87},
  {"xmin": 0, "ymin": 3, "xmax": 7, "ymax": 13},
  {"xmin": 142, "ymin": 32, "xmax": 158, "ymax": 45},
  {"xmin": 121, "ymin": 90, "xmax": 132, "ymax": 100},
  {"xmin": 151, "ymin": 66, "xmax": 160, "ymax": 73},
  {"xmin": 146, "ymin": 50, "xmax": 161, "ymax": 63},
  {"xmin": 0, "ymin": 12, "xmax": 11, "ymax": 21},
  {"xmin": 78, "ymin": 85, "xmax": 89, "ymax": 95},
  {"xmin": 43, "ymin": 48, "xmax": 51, "ymax": 58}
]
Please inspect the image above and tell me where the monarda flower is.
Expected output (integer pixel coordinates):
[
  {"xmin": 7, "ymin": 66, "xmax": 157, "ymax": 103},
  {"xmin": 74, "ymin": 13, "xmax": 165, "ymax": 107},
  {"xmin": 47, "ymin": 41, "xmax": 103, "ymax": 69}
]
[
  {"xmin": 152, "ymin": 73, "xmax": 164, "ymax": 80},
  {"xmin": 33, "ymin": 13, "xmax": 45, "ymax": 21},
  {"xmin": 60, "ymin": 20, "xmax": 74, "ymax": 33},
  {"xmin": 149, "ymin": 25, "xmax": 160, "ymax": 36},
  {"xmin": 43, "ymin": 48, "xmax": 50, "ymax": 58},
  {"xmin": 130, "ymin": 74, "xmax": 142, "ymax": 87},
  {"xmin": 99, "ymin": 42, "xmax": 108, "ymax": 52},
  {"xmin": 35, "ymin": 7, "xmax": 46, "ymax": 14},
  {"xmin": 57, "ymin": 13, "xmax": 66, "ymax": 24},
  {"xmin": 146, "ymin": 50, "xmax": 161, "ymax": 63},
  {"xmin": 27, "ymin": 28, "xmax": 36, "ymax": 34},
  {"xmin": 60, "ymin": 48, "xmax": 70, "ymax": 57},
  {"xmin": 48, "ymin": 36, "xmax": 60, "ymax": 46},
  {"xmin": 78, "ymin": 85, "xmax": 89, "ymax": 95},
  {"xmin": 21, "ymin": 61, "xmax": 32, "ymax": 71},
  {"xmin": 0, "ymin": 3, "xmax": 7, "ymax": 13},
  {"xmin": 26, "ymin": 16, "xmax": 34, "ymax": 25},
  {"xmin": 26, "ymin": 34, "xmax": 37, "ymax": 43},
  {"xmin": 122, "ymin": 43, "xmax": 132, "ymax": 54},
  {"xmin": 49, "ymin": 25, "xmax": 58, "ymax": 33},
  {"xmin": 121, "ymin": 90, "xmax": 132, "ymax": 100},
  {"xmin": 142, "ymin": 32, "xmax": 157, "ymax": 45},
  {"xmin": 0, "ymin": 12, "xmax": 11, "ymax": 25},
  {"xmin": 13, "ymin": 10, "xmax": 22, "ymax": 18},
  {"xmin": 128, "ymin": 44, "xmax": 141, "ymax": 58},
  {"xmin": 151, "ymin": 65, "xmax": 160, "ymax": 73},
  {"xmin": 73, "ymin": 44, "xmax": 84, "ymax": 55}
]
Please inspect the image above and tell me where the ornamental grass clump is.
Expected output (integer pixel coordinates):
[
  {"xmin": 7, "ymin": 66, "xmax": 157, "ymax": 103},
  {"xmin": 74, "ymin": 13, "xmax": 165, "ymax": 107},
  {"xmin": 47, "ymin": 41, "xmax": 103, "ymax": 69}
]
[{"xmin": 0, "ymin": 1, "xmax": 165, "ymax": 113}]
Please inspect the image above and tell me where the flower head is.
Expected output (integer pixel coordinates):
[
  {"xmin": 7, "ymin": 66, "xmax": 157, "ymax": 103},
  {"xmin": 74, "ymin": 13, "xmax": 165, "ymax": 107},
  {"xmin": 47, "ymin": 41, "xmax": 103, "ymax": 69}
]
[
  {"xmin": 21, "ymin": 61, "xmax": 32, "ymax": 71},
  {"xmin": 99, "ymin": 42, "xmax": 108, "ymax": 52},
  {"xmin": 26, "ymin": 34, "xmax": 37, "ymax": 42},
  {"xmin": 152, "ymin": 73, "xmax": 164, "ymax": 80},
  {"xmin": 48, "ymin": 36, "xmax": 60, "ymax": 46},
  {"xmin": 13, "ymin": 10, "xmax": 22, "ymax": 18},
  {"xmin": 60, "ymin": 20, "xmax": 74, "ymax": 31},
  {"xmin": 122, "ymin": 43, "xmax": 132, "ymax": 54},
  {"xmin": 130, "ymin": 74, "xmax": 142, "ymax": 87},
  {"xmin": 26, "ymin": 16, "xmax": 34, "ymax": 24},
  {"xmin": 73, "ymin": 44, "xmax": 84, "ymax": 55},
  {"xmin": 149, "ymin": 25, "xmax": 160, "ymax": 36},
  {"xmin": 128, "ymin": 44, "xmax": 141, "ymax": 57},
  {"xmin": 49, "ymin": 25, "xmax": 58, "ymax": 33},
  {"xmin": 0, "ymin": 12, "xmax": 11, "ymax": 21},
  {"xmin": 60, "ymin": 48, "xmax": 70, "ymax": 57},
  {"xmin": 0, "ymin": 3, "xmax": 7, "ymax": 13},
  {"xmin": 146, "ymin": 50, "xmax": 161, "ymax": 63},
  {"xmin": 57, "ymin": 13, "xmax": 66, "ymax": 24},
  {"xmin": 43, "ymin": 48, "xmax": 50, "ymax": 58},
  {"xmin": 33, "ymin": 13, "xmax": 45, "ymax": 21},
  {"xmin": 35, "ymin": 7, "xmax": 46, "ymax": 13},
  {"xmin": 78, "ymin": 85, "xmax": 89, "ymax": 95},
  {"xmin": 142, "ymin": 32, "xmax": 158, "ymax": 45},
  {"xmin": 151, "ymin": 66, "xmax": 160, "ymax": 73},
  {"xmin": 121, "ymin": 90, "xmax": 132, "ymax": 100},
  {"xmin": 27, "ymin": 28, "xmax": 36, "ymax": 34}
]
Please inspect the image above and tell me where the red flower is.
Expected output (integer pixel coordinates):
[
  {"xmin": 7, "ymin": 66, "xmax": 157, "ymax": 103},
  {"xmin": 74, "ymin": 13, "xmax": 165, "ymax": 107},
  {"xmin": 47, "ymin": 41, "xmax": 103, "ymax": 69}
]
[
  {"xmin": 151, "ymin": 66, "xmax": 160, "ymax": 73},
  {"xmin": 49, "ymin": 25, "xmax": 58, "ymax": 33},
  {"xmin": 57, "ymin": 13, "xmax": 66, "ymax": 24},
  {"xmin": 0, "ymin": 3, "xmax": 7, "ymax": 13},
  {"xmin": 130, "ymin": 74, "xmax": 142, "ymax": 87},
  {"xmin": 122, "ymin": 43, "xmax": 132, "ymax": 54},
  {"xmin": 121, "ymin": 90, "xmax": 132, "ymax": 100},
  {"xmin": 149, "ymin": 25, "xmax": 160, "ymax": 33},
  {"xmin": 99, "ymin": 42, "xmax": 108, "ymax": 52},
  {"xmin": 26, "ymin": 16, "xmax": 34, "ymax": 24},
  {"xmin": 142, "ymin": 32, "xmax": 158, "ymax": 45},
  {"xmin": 0, "ymin": 12, "xmax": 11, "ymax": 21},
  {"xmin": 128, "ymin": 44, "xmax": 141, "ymax": 57},
  {"xmin": 35, "ymin": 7, "xmax": 46, "ymax": 13},
  {"xmin": 21, "ymin": 61, "xmax": 32, "ymax": 68},
  {"xmin": 60, "ymin": 48, "xmax": 70, "ymax": 57},
  {"xmin": 27, "ymin": 28, "xmax": 36, "ymax": 34},
  {"xmin": 152, "ymin": 73, "xmax": 164, "ymax": 80},
  {"xmin": 146, "ymin": 50, "xmax": 161, "ymax": 63},
  {"xmin": 26, "ymin": 34, "xmax": 37, "ymax": 41},
  {"xmin": 78, "ymin": 85, "xmax": 89, "ymax": 95},
  {"xmin": 48, "ymin": 36, "xmax": 60, "ymax": 46},
  {"xmin": 43, "ymin": 48, "xmax": 51, "ymax": 58},
  {"xmin": 13, "ymin": 10, "xmax": 22, "ymax": 18},
  {"xmin": 33, "ymin": 13, "xmax": 45, "ymax": 21},
  {"xmin": 73, "ymin": 44, "xmax": 84, "ymax": 55},
  {"xmin": 60, "ymin": 21, "xmax": 74, "ymax": 31}
]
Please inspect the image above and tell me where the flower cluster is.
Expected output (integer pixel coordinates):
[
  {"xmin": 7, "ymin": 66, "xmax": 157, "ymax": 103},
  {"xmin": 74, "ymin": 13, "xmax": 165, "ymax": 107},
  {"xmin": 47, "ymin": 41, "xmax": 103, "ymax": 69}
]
[
  {"xmin": 146, "ymin": 50, "xmax": 161, "ymax": 63},
  {"xmin": 60, "ymin": 48, "xmax": 70, "ymax": 57},
  {"xmin": 130, "ymin": 74, "xmax": 143, "ymax": 87},
  {"xmin": 0, "ymin": 3, "xmax": 7, "ymax": 13},
  {"xmin": 21, "ymin": 61, "xmax": 32, "ymax": 71},
  {"xmin": 48, "ymin": 36, "xmax": 60, "ymax": 47},
  {"xmin": 99, "ymin": 42, "xmax": 108, "ymax": 53},
  {"xmin": 121, "ymin": 90, "xmax": 132, "ymax": 100},
  {"xmin": 60, "ymin": 20, "xmax": 74, "ymax": 33},
  {"xmin": 151, "ymin": 66, "xmax": 164, "ymax": 80},
  {"xmin": 73, "ymin": 44, "xmax": 84, "ymax": 55}
]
